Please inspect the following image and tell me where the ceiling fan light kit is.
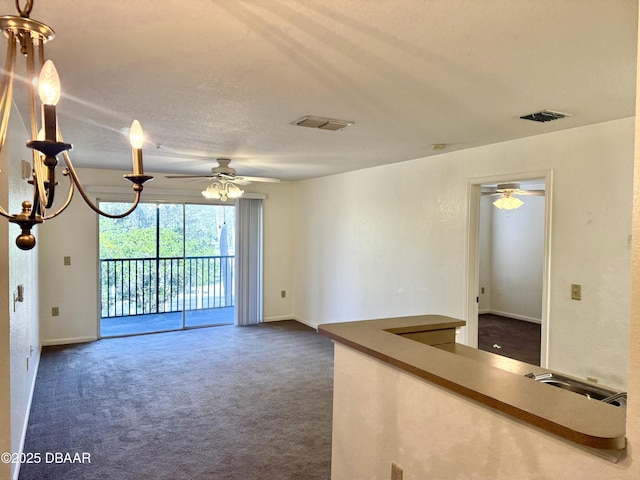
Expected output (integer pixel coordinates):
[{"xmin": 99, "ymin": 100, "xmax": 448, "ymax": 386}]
[
  {"xmin": 0, "ymin": 1, "xmax": 153, "ymax": 250},
  {"xmin": 165, "ymin": 158, "xmax": 280, "ymax": 202},
  {"xmin": 492, "ymin": 193, "xmax": 525, "ymax": 210},
  {"xmin": 202, "ymin": 181, "xmax": 244, "ymax": 202},
  {"xmin": 482, "ymin": 182, "xmax": 545, "ymax": 211}
]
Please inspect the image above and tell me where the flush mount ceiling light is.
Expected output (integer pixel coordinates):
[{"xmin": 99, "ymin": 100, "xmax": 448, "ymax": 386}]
[
  {"xmin": 202, "ymin": 180, "xmax": 244, "ymax": 202},
  {"xmin": 291, "ymin": 115, "xmax": 354, "ymax": 131},
  {"xmin": 0, "ymin": 0, "xmax": 153, "ymax": 250}
]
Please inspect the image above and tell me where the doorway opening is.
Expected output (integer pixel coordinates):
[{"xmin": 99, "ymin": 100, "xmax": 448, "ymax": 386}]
[
  {"xmin": 98, "ymin": 201, "xmax": 236, "ymax": 337},
  {"xmin": 466, "ymin": 172, "xmax": 552, "ymax": 367}
]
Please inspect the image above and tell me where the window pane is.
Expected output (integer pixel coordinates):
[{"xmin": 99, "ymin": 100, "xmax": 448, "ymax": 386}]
[
  {"xmin": 184, "ymin": 204, "xmax": 235, "ymax": 257},
  {"xmin": 99, "ymin": 202, "xmax": 157, "ymax": 259},
  {"xmin": 158, "ymin": 203, "xmax": 184, "ymax": 258}
]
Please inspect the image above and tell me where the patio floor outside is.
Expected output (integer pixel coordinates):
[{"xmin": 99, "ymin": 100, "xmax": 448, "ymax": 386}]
[{"xmin": 100, "ymin": 307, "xmax": 234, "ymax": 337}]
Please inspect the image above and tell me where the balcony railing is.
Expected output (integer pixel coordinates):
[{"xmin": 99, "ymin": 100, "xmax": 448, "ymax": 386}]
[{"xmin": 100, "ymin": 255, "xmax": 235, "ymax": 318}]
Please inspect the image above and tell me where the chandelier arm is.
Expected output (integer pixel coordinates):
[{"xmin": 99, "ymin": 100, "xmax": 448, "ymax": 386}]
[
  {"xmin": 0, "ymin": 34, "xmax": 37, "ymax": 222},
  {"xmin": 25, "ymin": 34, "xmax": 39, "ymax": 140},
  {"xmin": 16, "ymin": 1, "xmax": 34, "ymax": 17},
  {"xmin": 41, "ymin": 170, "xmax": 74, "ymax": 221},
  {"xmin": 37, "ymin": 32, "xmax": 44, "ymax": 67},
  {"xmin": 62, "ymin": 150, "xmax": 143, "ymax": 219},
  {"xmin": 29, "ymin": 176, "xmax": 41, "ymax": 220},
  {"xmin": 0, "ymin": 33, "xmax": 17, "ymax": 150},
  {"xmin": 0, "ymin": 204, "xmax": 12, "ymax": 219},
  {"xmin": 32, "ymin": 153, "xmax": 49, "ymax": 216}
]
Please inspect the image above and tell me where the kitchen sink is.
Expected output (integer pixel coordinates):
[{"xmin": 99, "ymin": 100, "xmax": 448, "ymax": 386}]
[{"xmin": 525, "ymin": 372, "xmax": 627, "ymax": 407}]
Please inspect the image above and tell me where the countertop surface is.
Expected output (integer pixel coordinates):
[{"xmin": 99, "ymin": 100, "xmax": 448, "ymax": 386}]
[{"xmin": 318, "ymin": 314, "xmax": 626, "ymax": 453}]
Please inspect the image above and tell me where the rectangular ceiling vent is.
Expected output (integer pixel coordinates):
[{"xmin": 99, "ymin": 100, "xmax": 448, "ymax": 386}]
[
  {"xmin": 519, "ymin": 109, "xmax": 573, "ymax": 123},
  {"xmin": 292, "ymin": 115, "xmax": 354, "ymax": 131}
]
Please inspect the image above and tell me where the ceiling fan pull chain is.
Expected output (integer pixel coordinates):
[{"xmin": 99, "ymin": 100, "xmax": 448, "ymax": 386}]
[{"xmin": 15, "ymin": 0, "xmax": 34, "ymax": 17}]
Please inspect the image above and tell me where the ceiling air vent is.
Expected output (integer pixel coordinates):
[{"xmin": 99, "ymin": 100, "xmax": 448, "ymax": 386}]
[
  {"xmin": 292, "ymin": 115, "xmax": 354, "ymax": 131},
  {"xmin": 520, "ymin": 109, "xmax": 573, "ymax": 123}
]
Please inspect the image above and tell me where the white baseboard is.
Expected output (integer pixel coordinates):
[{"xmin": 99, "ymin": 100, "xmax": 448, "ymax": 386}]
[
  {"xmin": 263, "ymin": 315, "xmax": 296, "ymax": 323},
  {"xmin": 291, "ymin": 316, "xmax": 318, "ymax": 330},
  {"xmin": 41, "ymin": 336, "xmax": 97, "ymax": 346},
  {"xmin": 482, "ymin": 310, "xmax": 541, "ymax": 325},
  {"xmin": 263, "ymin": 316, "xmax": 321, "ymax": 331}
]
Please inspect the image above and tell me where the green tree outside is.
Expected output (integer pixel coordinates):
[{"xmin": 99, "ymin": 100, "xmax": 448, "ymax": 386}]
[{"xmin": 99, "ymin": 201, "xmax": 235, "ymax": 316}]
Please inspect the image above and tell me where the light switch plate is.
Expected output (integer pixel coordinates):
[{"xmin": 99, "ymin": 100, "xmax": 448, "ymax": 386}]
[
  {"xmin": 571, "ymin": 284, "xmax": 581, "ymax": 300},
  {"xmin": 21, "ymin": 160, "xmax": 31, "ymax": 179},
  {"xmin": 391, "ymin": 463, "xmax": 403, "ymax": 480}
]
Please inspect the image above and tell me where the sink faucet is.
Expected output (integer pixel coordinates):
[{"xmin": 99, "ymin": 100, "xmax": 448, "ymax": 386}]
[{"xmin": 601, "ymin": 392, "xmax": 627, "ymax": 406}]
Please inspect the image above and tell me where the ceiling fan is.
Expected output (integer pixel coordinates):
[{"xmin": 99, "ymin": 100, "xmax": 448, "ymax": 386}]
[
  {"xmin": 165, "ymin": 158, "xmax": 280, "ymax": 201},
  {"xmin": 481, "ymin": 183, "xmax": 545, "ymax": 210},
  {"xmin": 164, "ymin": 158, "xmax": 280, "ymax": 186}
]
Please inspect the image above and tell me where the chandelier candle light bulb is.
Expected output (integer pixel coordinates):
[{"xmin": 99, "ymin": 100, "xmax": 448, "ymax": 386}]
[
  {"xmin": 129, "ymin": 120, "xmax": 144, "ymax": 175},
  {"xmin": 38, "ymin": 60, "xmax": 60, "ymax": 142}
]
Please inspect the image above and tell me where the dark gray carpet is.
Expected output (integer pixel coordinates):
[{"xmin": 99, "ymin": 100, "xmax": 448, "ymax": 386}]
[
  {"xmin": 19, "ymin": 320, "xmax": 333, "ymax": 480},
  {"xmin": 478, "ymin": 313, "xmax": 541, "ymax": 365}
]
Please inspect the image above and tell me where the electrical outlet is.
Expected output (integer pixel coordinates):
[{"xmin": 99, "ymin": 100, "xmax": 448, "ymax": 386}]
[
  {"xmin": 52, "ymin": 306, "xmax": 59, "ymax": 316},
  {"xmin": 391, "ymin": 463, "xmax": 403, "ymax": 480},
  {"xmin": 281, "ymin": 290, "xmax": 286, "ymax": 298},
  {"xmin": 571, "ymin": 284, "xmax": 581, "ymax": 301},
  {"xmin": 63, "ymin": 256, "xmax": 71, "ymax": 266}
]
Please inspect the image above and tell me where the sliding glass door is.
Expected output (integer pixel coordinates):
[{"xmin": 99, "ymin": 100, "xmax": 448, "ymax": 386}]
[
  {"xmin": 183, "ymin": 204, "xmax": 235, "ymax": 328},
  {"xmin": 99, "ymin": 201, "xmax": 235, "ymax": 337}
]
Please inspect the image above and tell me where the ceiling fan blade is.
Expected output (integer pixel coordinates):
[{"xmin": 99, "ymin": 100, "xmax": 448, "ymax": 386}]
[
  {"xmin": 241, "ymin": 176, "xmax": 281, "ymax": 183},
  {"xmin": 164, "ymin": 174, "xmax": 214, "ymax": 179},
  {"xmin": 515, "ymin": 190, "xmax": 545, "ymax": 196}
]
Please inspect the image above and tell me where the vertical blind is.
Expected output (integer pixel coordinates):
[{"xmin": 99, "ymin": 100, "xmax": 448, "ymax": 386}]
[{"xmin": 235, "ymin": 198, "xmax": 263, "ymax": 325}]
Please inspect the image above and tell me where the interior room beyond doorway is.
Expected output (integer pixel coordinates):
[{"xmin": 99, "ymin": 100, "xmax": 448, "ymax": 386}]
[{"xmin": 477, "ymin": 178, "xmax": 546, "ymax": 365}]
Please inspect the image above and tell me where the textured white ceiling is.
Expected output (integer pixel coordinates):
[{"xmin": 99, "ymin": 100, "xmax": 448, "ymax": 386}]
[{"xmin": 5, "ymin": 0, "xmax": 638, "ymax": 181}]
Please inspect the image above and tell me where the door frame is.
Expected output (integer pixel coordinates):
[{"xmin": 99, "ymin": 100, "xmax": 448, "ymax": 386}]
[{"xmin": 464, "ymin": 169, "xmax": 553, "ymax": 368}]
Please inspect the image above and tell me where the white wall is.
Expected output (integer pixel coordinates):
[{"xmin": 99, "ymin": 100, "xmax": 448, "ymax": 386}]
[
  {"xmin": 38, "ymin": 169, "xmax": 295, "ymax": 345},
  {"xmin": 0, "ymin": 147, "xmax": 10, "ymax": 480},
  {"xmin": 480, "ymin": 193, "xmax": 545, "ymax": 322},
  {"xmin": 294, "ymin": 118, "xmax": 633, "ymax": 388},
  {"xmin": 0, "ymin": 109, "xmax": 41, "ymax": 480},
  {"xmin": 331, "ymin": 343, "xmax": 638, "ymax": 480},
  {"xmin": 308, "ymin": 12, "xmax": 640, "ymax": 477}
]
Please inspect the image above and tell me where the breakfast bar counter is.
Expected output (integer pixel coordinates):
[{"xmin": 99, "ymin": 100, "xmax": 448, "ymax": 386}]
[{"xmin": 318, "ymin": 314, "xmax": 626, "ymax": 454}]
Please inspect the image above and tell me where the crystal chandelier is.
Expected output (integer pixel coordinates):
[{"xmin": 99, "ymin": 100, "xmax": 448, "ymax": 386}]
[
  {"xmin": 202, "ymin": 180, "xmax": 244, "ymax": 202},
  {"xmin": 0, "ymin": 1, "xmax": 153, "ymax": 250}
]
